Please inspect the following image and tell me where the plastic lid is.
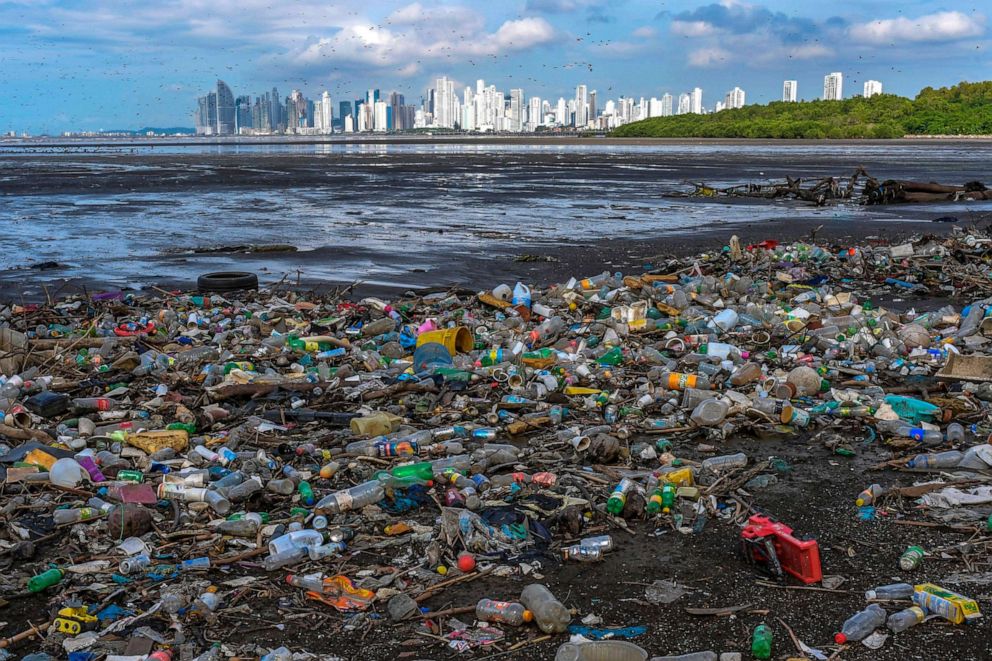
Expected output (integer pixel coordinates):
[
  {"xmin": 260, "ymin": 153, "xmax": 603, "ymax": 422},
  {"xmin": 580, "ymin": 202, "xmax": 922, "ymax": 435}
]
[
  {"xmin": 834, "ymin": 633, "xmax": 847, "ymax": 644},
  {"xmin": 855, "ymin": 498, "xmax": 866, "ymax": 507},
  {"xmin": 522, "ymin": 609, "xmax": 534, "ymax": 622}
]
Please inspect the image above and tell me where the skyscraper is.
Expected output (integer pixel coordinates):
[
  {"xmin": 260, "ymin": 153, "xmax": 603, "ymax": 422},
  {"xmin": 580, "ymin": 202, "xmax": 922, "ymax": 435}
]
[
  {"xmin": 823, "ymin": 72, "xmax": 843, "ymax": 101},
  {"xmin": 588, "ymin": 90, "xmax": 597, "ymax": 123},
  {"xmin": 677, "ymin": 93, "xmax": 690, "ymax": 115},
  {"xmin": 864, "ymin": 80, "xmax": 883, "ymax": 98},
  {"xmin": 215, "ymin": 80, "xmax": 236, "ymax": 135},
  {"xmin": 194, "ymin": 92, "xmax": 216, "ymax": 135},
  {"xmin": 433, "ymin": 76, "xmax": 457, "ymax": 129},
  {"xmin": 724, "ymin": 87, "xmax": 745, "ymax": 110},
  {"xmin": 783, "ymin": 80, "xmax": 798, "ymax": 102},
  {"xmin": 527, "ymin": 96, "xmax": 542, "ymax": 130},
  {"xmin": 270, "ymin": 87, "xmax": 282, "ymax": 131},
  {"xmin": 690, "ymin": 88, "xmax": 703, "ymax": 114},
  {"xmin": 661, "ymin": 93, "xmax": 673, "ymax": 117},
  {"xmin": 575, "ymin": 84, "xmax": 588, "ymax": 128},
  {"xmin": 338, "ymin": 101, "xmax": 352, "ymax": 130},
  {"xmin": 235, "ymin": 95, "xmax": 251, "ymax": 134},
  {"xmin": 509, "ymin": 88, "xmax": 524, "ymax": 132},
  {"xmin": 317, "ymin": 91, "xmax": 333, "ymax": 133}
]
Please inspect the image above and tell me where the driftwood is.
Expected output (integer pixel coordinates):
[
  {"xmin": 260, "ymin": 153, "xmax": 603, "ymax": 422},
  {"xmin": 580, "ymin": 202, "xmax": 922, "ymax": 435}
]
[
  {"xmin": 675, "ymin": 167, "xmax": 990, "ymax": 206},
  {"xmin": 206, "ymin": 381, "xmax": 326, "ymax": 402}
]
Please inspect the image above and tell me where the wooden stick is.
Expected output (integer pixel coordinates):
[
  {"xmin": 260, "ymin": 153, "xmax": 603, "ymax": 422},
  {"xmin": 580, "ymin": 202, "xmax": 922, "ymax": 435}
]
[
  {"xmin": 418, "ymin": 605, "xmax": 476, "ymax": 619},
  {"xmin": 0, "ymin": 620, "xmax": 51, "ymax": 649},
  {"xmin": 415, "ymin": 569, "xmax": 491, "ymax": 603}
]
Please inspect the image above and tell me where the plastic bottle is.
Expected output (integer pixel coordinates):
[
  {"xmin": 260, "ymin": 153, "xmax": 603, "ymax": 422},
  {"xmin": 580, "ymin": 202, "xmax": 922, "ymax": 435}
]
[
  {"xmin": 520, "ymin": 583, "xmax": 570, "ymax": 633},
  {"xmin": 890, "ymin": 424, "xmax": 943, "ymax": 445},
  {"xmin": 262, "ymin": 547, "xmax": 308, "ymax": 571},
  {"xmin": 945, "ymin": 422, "xmax": 965, "ymax": 443},
  {"xmin": 562, "ymin": 545, "xmax": 603, "ymax": 562},
  {"xmin": 512, "ymin": 283, "xmax": 532, "ymax": 308},
  {"xmin": 751, "ymin": 623, "xmax": 772, "ymax": 660},
  {"xmin": 606, "ymin": 477, "xmax": 635, "ymax": 515},
  {"xmin": 690, "ymin": 399, "xmax": 730, "ymax": 427},
  {"xmin": 730, "ymin": 362, "xmax": 762, "ymax": 386},
  {"xmin": 834, "ymin": 604, "xmax": 886, "ymax": 644},
  {"xmin": 27, "ymin": 567, "xmax": 64, "ymax": 592},
  {"xmin": 855, "ymin": 484, "xmax": 884, "ymax": 507},
  {"xmin": 475, "ymin": 599, "xmax": 533, "ymax": 625},
  {"xmin": 119, "ymin": 555, "xmax": 151, "ymax": 575},
  {"xmin": 899, "ymin": 545, "xmax": 925, "ymax": 571},
  {"xmin": 701, "ymin": 453, "xmax": 747, "ymax": 472},
  {"xmin": 53, "ymin": 507, "xmax": 99, "ymax": 525},
  {"xmin": 315, "ymin": 480, "xmax": 384, "ymax": 515},
  {"xmin": 529, "ymin": 317, "xmax": 564, "ymax": 344},
  {"xmin": 191, "ymin": 589, "xmax": 221, "ymax": 617},
  {"xmin": 887, "ymin": 606, "xmax": 926, "ymax": 633},
  {"xmin": 709, "ymin": 309, "xmax": 739, "ymax": 333},
  {"xmin": 49, "ymin": 458, "xmax": 87, "ymax": 488},
  {"xmin": 579, "ymin": 535, "xmax": 614, "ymax": 552},
  {"xmin": 71, "ymin": 397, "xmax": 121, "ymax": 413},
  {"xmin": 268, "ymin": 529, "xmax": 325, "ymax": 556},
  {"xmin": 866, "ymin": 583, "xmax": 915, "ymax": 600},
  {"xmin": 659, "ymin": 372, "xmax": 710, "ymax": 391},
  {"xmin": 907, "ymin": 450, "xmax": 962, "ymax": 469},
  {"xmin": 266, "ymin": 478, "xmax": 296, "ymax": 495}
]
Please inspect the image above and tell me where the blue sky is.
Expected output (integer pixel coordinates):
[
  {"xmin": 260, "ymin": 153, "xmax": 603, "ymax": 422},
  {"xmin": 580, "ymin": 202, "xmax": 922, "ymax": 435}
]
[{"xmin": 0, "ymin": 0, "xmax": 988, "ymax": 133}]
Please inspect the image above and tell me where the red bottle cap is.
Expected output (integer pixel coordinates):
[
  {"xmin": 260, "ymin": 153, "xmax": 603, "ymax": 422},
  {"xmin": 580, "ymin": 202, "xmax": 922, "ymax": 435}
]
[{"xmin": 834, "ymin": 633, "xmax": 847, "ymax": 644}]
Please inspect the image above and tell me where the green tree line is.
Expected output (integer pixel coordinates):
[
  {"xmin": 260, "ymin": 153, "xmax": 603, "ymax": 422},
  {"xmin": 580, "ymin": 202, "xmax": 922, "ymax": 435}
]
[{"xmin": 610, "ymin": 81, "xmax": 992, "ymax": 139}]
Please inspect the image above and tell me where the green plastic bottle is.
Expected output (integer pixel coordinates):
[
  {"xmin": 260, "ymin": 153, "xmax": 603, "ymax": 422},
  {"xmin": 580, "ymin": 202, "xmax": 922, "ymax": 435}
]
[
  {"xmin": 298, "ymin": 481, "xmax": 315, "ymax": 506},
  {"xmin": 752, "ymin": 623, "xmax": 772, "ymax": 660},
  {"xmin": 167, "ymin": 422, "xmax": 197, "ymax": 434},
  {"xmin": 646, "ymin": 488, "xmax": 664, "ymax": 514},
  {"xmin": 390, "ymin": 462, "xmax": 434, "ymax": 483},
  {"xmin": 660, "ymin": 483, "xmax": 676, "ymax": 513},
  {"xmin": 597, "ymin": 347, "xmax": 623, "ymax": 366},
  {"xmin": 606, "ymin": 478, "xmax": 634, "ymax": 515},
  {"xmin": 28, "ymin": 568, "xmax": 64, "ymax": 593}
]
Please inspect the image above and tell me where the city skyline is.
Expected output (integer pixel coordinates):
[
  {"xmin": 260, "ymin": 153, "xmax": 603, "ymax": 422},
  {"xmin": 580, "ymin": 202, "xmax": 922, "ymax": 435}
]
[{"xmin": 2, "ymin": 1, "xmax": 990, "ymax": 133}]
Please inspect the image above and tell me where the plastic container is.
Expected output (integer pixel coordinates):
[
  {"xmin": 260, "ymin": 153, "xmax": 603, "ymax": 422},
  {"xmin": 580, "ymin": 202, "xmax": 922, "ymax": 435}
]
[
  {"xmin": 315, "ymin": 480, "xmax": 384, "ymax": 515},
  {"xmin": 49, "ymin": 458, "xmax": 86, "ymax": 488},
  {"xmin": 856, "ymin": 484, "xmax": 884, "ymax": 507},
  {"xmin": 475, "ymin": 599, "xmax": 533, "ymax": 626},
  {"xmin": 690, "ymin": 398, "xmax": 730, "ymax": 427},
  {"xmin": 701, "ymin": 453, "xmax": 747, "ymax": 473},
  {"xmin": 554, "ymin": 641, "xmax": 648, "ymax": 661},
  {"xmin": 887, "ymin": 606, "xmax": 926, "ymax": 633},
  {"xmin": 751, "ymin": 623, "xmax": 772, "ymax": 660},
  {"xmin": 907, "ymin": 451, "xmax": 962, "ymax": 469},
  {"xmin": 416, "ymin": 327, "xmax": 473, "ymax": 355},
  {"xmin": 899, "ymin": 545, "xmax": 925, "ymax": 571},
  {"xmin": 512, "ymin": 282, "xmax": 532, "ymax": 308},
  {"xmin": 708, "ymin": 309, "xmax": 739, "ymax": 333},
  {"xmin": 834, "ymin": 604, "xmax": 886, "ymax": 643},
  {"xmin": 866, "ymin": 583, "xmax": 914, "ymax": 600},
  {"xmin": 521, "ymin": 583, "xmax": 570, "ymax": 633}
]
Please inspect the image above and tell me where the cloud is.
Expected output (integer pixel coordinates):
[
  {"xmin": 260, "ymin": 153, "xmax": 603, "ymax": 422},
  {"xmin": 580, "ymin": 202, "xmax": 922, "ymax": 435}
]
[
  {"xmin": 688, "ymin": 47, "xmax": 731, "ymax": 67},
  {"xmin": 632, "ymin": 26, "xmax": 657, "ymax": 39},
  {"xmin": 525, "ymin": 0, "xmax": 602, "ymax": 12},
  {"xmin": 849, "ymin": 11, "xmax": 985, "ymax": 45},
  {"xmin": 671, "ymin": 20, "xmax": 718, "ymax": 38}
]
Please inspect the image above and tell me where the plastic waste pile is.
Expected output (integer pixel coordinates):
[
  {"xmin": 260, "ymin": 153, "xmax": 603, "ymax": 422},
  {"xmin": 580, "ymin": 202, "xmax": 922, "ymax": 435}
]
[{"xmin": 2, "ymin": 229, "xmax": 992, "ymax": 659}]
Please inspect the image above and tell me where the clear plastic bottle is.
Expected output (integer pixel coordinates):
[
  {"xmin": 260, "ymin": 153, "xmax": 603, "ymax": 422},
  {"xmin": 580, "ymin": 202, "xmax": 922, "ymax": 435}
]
[
  {"xmin": 907, "ymin": 451, "xmax": 962, "ymax": 469},
  {"xmin": 53, "ymin": 507, "xmax": 98, "ymax": 525},
  {"xmin": 315, "ymin": 480, "xmax": 384, "ymax": 515},
  {"xmin": 834, "ymin": 603, "xmax": 886, "ymax": 644},
  {"xmin": 890, "ymin": 424, "xmax": 943, "ymax": 445},
  {"xmin": 266, "ymin": 478, "xmax": 296, "ymax": 495},
  {"xmin": 268, "ymin": 530, "xmax": 325, "ymax": 556},
  {"xmin": 856, "ymin": 484, "xmax": 884, "ymax": 507},
  {"xmin": 730, "ymin": 362, "xmax": 762, "ymax": 386},
  {"xmin": 866, "ymin": 583, "xmax": 915, "ymax": 600},
  {"xmin": 887, "ymin": 606, "xmax": 926, "ymax": 633},
  {"xmin": 262, "ymin": 546, "xmax": 308, "ymax": 571},
  {"xmin": 475, "ymin": 599, "xmax": 533, "ymax": 626},
  {"xmin": 659, "ymin": 372, "xmax": 710, "ymax": 391},
  {"xmin": 701, "ymin": 452, "xmax": 747, "ymax": 472},
  {"xmin": 690, "ymin": 399, "xmax": 730, "ymax": 427},
  {"xmin": 945, "ymin": 422, "xmax": 965, "ymax": 443},
  {"xmin": 561, "ymin": 545, "xmax": 603, "ymax": 562},
  {"xmin": 520, "ymin": 583, "xmax": 570, "ymax": 634},
  {"xmin": 119, "ymin": 554, "xmax": 151, "ymax": 574}
]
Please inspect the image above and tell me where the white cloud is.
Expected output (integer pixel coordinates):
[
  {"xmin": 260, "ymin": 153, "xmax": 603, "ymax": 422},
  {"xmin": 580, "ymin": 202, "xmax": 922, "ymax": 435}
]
[
  {"xmin": 671, "ymin": 20, "xmax": 719, "ymax": 38},
  {"xmin": 632, "ymin": 26, "xmax": 657, "ymax": 39},
  {"xmin": 688, "ymin": 47, "xmax": 731, "ymax": 67},
  {"xmin": 849, "ymin": 11, "xmax": 985, "ymax": 45}
]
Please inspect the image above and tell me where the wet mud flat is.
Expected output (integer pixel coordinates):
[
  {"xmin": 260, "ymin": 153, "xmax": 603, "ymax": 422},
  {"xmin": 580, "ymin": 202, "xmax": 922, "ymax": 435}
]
[{"xmin": 1, "ymin": 145, "xmax": 990, "ymax": 302}]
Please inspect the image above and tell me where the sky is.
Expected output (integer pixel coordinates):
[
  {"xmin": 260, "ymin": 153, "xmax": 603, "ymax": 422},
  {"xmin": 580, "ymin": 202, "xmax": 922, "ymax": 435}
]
[{"xmin": 0, "ymin": 0, "xmax": 989, "ymax": 133}]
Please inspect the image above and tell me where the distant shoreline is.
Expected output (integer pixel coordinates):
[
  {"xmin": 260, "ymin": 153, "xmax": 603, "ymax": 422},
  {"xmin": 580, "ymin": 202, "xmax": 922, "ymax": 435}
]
[{"xmin": 4, "ymin": 134, "xmax": 992, "ymax": 150}]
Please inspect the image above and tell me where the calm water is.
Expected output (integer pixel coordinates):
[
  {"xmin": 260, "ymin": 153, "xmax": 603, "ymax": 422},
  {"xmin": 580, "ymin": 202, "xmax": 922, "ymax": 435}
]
[{"xmin": 1, "ymin": 141, "xmax": 990, "ymax": 292}]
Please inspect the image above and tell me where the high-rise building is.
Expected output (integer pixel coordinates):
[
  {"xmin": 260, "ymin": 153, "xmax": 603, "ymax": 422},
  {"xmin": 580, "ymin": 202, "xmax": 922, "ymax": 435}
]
[
  {"xmin": 215, "ymin": 80, "xmax": 236, "ymax": 135},
  {"xmin": 235, "ymin": 95, "xmax": 251, "ymax": 133},
  {"xmin": 556, "ymin": 97, "xmax": 568, "ymax": 126},
  {"xmin": 433, "ymin": 76, "xmax": 458, "ymax": 129},
  {"xmin": 317, "ymin": 91, "xmax": 333, "ymax": 133},
  {"xmin": 783, "ymin": 80, "xmax": 798, "ymax": 103},
  {"xmin": 823, "ymin": 72, "xmax": 843, "ymax": 101},
  {"xmin": 195, "ymin": 92, "xmax": 217, "ymax": 135},
  {"xmin": 374, "ymin": 100, "xmax": 388, "ymax": 132},
  {"xmin": 677, "ymin": 93, "xmax": 690, "ymax": 115},
  {"xmin": 690, "ymin": 87, "xmax": 703, "ymax": 114},
  {"xmin": 338, "ymin": 101, "xmax": 352, "ymax": 130},
  {"xmin": 527, "ymin": 96, "xmax": 542, "ymax": 130},
  {"xmin": 270, "ymin": 87, "xmax": 282, "ymax": 131},
  {"xmin": 588, "ymin": 90, "xmax": 597, "ymax": 123},
  {"xmin": 661, "ymin": 93, "xmax": 673, "ymax": 117},
  {"xmin": 724, "ymin": 87, "xmax": 745, "ymax": 110},
  {"xmin": 864, "ymin": 80, "xmax": 883, "ymax": 98},
  {"xmin": 574, "ymin": 85, "xmax": 588, "ymax": 128},
  {"xmin": 509, "ymin": 89, "xmax": 524, "ymax": 132}
]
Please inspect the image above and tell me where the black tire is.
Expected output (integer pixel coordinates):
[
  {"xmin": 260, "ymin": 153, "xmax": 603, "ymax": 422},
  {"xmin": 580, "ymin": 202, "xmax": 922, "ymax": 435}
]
[{"xmin": 197, "ymin": 271, "xmax": 258, "ymax": 293}]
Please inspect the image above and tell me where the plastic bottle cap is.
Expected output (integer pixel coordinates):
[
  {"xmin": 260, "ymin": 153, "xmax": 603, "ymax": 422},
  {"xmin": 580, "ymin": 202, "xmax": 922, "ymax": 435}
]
[
  {"xmin": 834, "ymin": 633, "xmax": 847, "ymax": 644},
  {"xmin": 522, "ymin": 610, "xmax": 534, "ymax": 623},
  {"xmin": 855, "ymin": 498, "xmax": 866, "ymax": 507}
]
